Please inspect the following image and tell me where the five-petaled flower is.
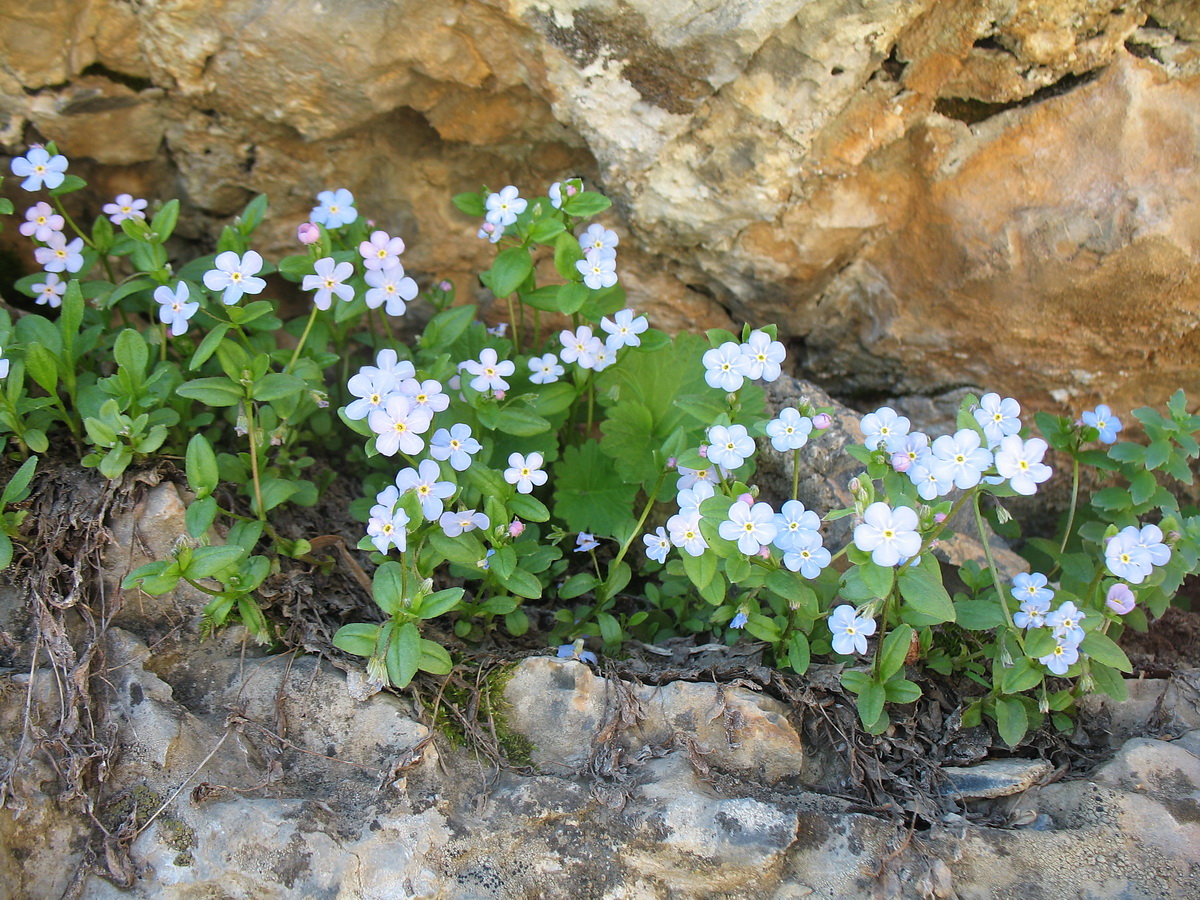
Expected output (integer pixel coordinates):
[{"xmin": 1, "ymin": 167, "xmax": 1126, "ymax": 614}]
[
  {"xmin": 600, "ymin": 308, "xmax": 646, "ymax": 350},
  {"xmin": 782, "ymin": 532, "xmax": 831, "ymax": 578},
  {"xmin": 643, "ymin": 527, "xmax": 671, "ymax": 564},
  {"xmin": 765, "ymin": 407, "xmax": 812, "ymax": 452},
  {"xmin": 853, "ymin": 502, "xmax": 921, "ymax": 567},
  {"xmin": 154, "ymin": 283, "xmax": 199, "ymax": 336},
  {"xmin": 559, "ymin": 325, "xmax": 603, "ymax": 370},
  {"xmin": 994, "ymin": 435, "xmax": 1052, "ymax": 496},
  {"xmin": 702, "ymin": 342, "xmax": 752, "ymax": 392},
  {"xmin": 203, "ymin": 250, "xmax": 266, "ymax": 305},
  {"xmin": 368, "ymin": 395, "xmax": 432, "ymax": 457},
  {"xmin": 719, "ymin": 499, "xmax": 778, "ymax": 555},
  {"xmin": 429, "ymin": 424, "xmax": 482, "ymax": 471},
  {"xmin": 578, "ymin": 223, "xmax": 618, "ymax": 255},
  {"xmin": 311, "ymin": 188, "xmax": 357, "ymax": 229},
  {"xmin": 35, "ymin": 233, "xmax": 84, "ymax": 274},
  {"xmin": 11, "ymin": 147, "xmax": 68, "ymax": 191},
  {"xmin": 364, "ymin": 264, "xmax": 418, "ymax": 316},
  {"xmin": 439, "ymin": 509, "xmax": 489, "ymax": 537},
  {"xmin": 705, "ymin": 423, "xmax": 754, "ymax": 470},
  {"xmin": 103, "ymin": 193, "xmax": 148, "ymax": 224},
  {"xmin": 395, "ymin": 459, "xmax": 456, "ymax": 521},
  {"xmin": 461, "ymin": 347, "xmax": 515, "ymax": 393},
  {"xmin": 303, "ymin": 256, "xmax": 355, "ymax": 310},
  {"xmin": 1082, "ymin": 404, "xmax": 1122, "ymax": 444},
  {"xmin": 367, "ymin": 504, "xmax": 410, "ymax": 554},
  {"xmin": 485, "ymin": 185, "xmax": 526, "ymax": 227},
  {"xmin": 575, "ymin": 532, "xmax": 599, "ymax": 553},
  {"xmin": 32, "ymin": 272, "xmax": 66, "ymax": 308},
  {"xmin": 359, "ymin": 230, "xmax": 406, "ymax": 270},
  {"xmin": 829, "ymin": 605, "xmax": 876, "ymax": 656},
  {"xmin": 577, "ymin": 249, "xmax": 618, "ymax": 290},
  {"xmin": 528, "ymin": 353, "xmax": 564, "ymax": 385},
  {"xmin": 974, "ymin": 393, "xmax": 1022, "ymax": 448},
  {"xmin": 740, "ymin": 330, "xmax": 786, "ymax": 382},
  {"xmin": 504, "ymin": 452, "xmax": 547, "ymax": 493},
  {"xmin": 20, "ymin": 202, "xmax": 64, "ymax": 241}
]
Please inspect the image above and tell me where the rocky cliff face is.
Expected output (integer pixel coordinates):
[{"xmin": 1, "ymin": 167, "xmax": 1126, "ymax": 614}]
[{"xmin": 2, "ymin": 0, "xmax": 1197, "ymax": 415}]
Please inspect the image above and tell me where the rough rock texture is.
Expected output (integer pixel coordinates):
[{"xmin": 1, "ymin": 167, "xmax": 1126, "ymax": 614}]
[
  {"xmin": 2, "ymin": 1, "xmax": 1198, "ymax": 416},
  {"xmin": 3, "ymin": 483, "xmax": 1200, "ymax": 899}
]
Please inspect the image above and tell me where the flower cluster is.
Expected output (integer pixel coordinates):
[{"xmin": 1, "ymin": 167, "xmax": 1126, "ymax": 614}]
[
  {"xmin": 702, "ymin": 329, "xmax": 786, "ymax": 392},
  {"xmin": 1009, "ymin": 574, "xmax": 1087, "ymax": 675}
]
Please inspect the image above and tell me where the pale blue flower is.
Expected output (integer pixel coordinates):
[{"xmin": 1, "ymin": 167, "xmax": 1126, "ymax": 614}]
[
  {"xmin": 765, "ymin": 407, "xmax": 812, "ymax": 452},
  {"xmin": 702, "ymin": 342, "xmax": 752, "ymax": 392},
  {"xmin": 528, "ymin": 353, "xmax": 564, "ymax": 385},
  {"xmin": 460, "ymin": 347, "xmax": 515, "ymax": 393},
  {"xmin": 504, "ymin": 452, "xmax": 547, "ymax": 494},
  {"xmin": 311, "ymin": 188, "xmax": 357, "ymax": 229},
  {"xmin": 364, "ymin": 264, "xmax": 417, "ymax": 316},
  {"xmin": 11, "ymin": 146, "xmax": 68, "ymax": 191},
  {"xmin": 557, "ymin": 640, "xmax": 597, "ymax": 665},
  {"xmin": 772, "ymin": 500, "xmax": 821, "ymax": 553},
  {"xmin": 575, "ymin": 532, "xmax": 599, "ymax": 553},
  {"xmin": 719, "ymin": 500, "xmax": 777, "ymax": 555},
  {"xmin": 399, "ymin": 378, "xmax": 449, "ymax": 414},
  {"xmin": 35, "ymin": 233, "xmax": 84, "ymax": 274},
  {"xmin": 439, "ymin": 509, "xmax": 489, "ymax": 537},
  {"xmin": 853, "ymin": 502, "xmax": 921, "ymax": 567},
  {"xmin": 974, "ymin": 393, "xmax": 1022, "ymax": 448},
  {"xmin": 909, "ymin": 461, "xmax": 952, "ymax": 500},
  {"xmin": 396, "ymin": 459, "xmax": 456, "ymax": 521},
  {"xmin": 359, "ymin": 230, "xmax": 405, "ymax": 270},
  {"xmin": 367, "ymin": 504, "xmax": 409, "ymax": 554},
  {"xmin": 740, "ymin": 330, "xmax": 786, "ymax": 382},
  {"xmin": 303, "ymin": 256, "xmax": 355, "ymax": 310},
  {"xmin": 1046, "ymin": 601, "xmax": 1086, "ymax": 645},
  {"xmin": 0, "ymin": 346, "xmax": 10, "ymax": 380},
  {"xmin": 829, "ymin": 605, "xmax": 876, "ymax": 656},
  {"xmin": 994, "ymin": 435, "xmax": 1052, "ymax": 496},
  {"xmin": 577, "ymin": 250, "xmax": 617, "ymax": 290},
  {"xmin": 706, "ymin": 423, "xmax": 754, "ymax": 470},
  {"xmin": 32, "ymin": 272, "xmax": 66, "ymax": 308},
  {"xmin": 1105, "ymin": 530, "xmax": 1154, "ymax": 584},
  {"xmin": 643, "ymin": 527, "xmax": 671, "ymax": 564},
  {"xmin": 1082, "ymin": 404, "xmax": 1122, "ymax": 443},
  {"xmin": 676, "ymin": 481, "xmax": 714, "ymax": 517},
  {"xmin": 154, "ymin": 282, "xmax": 198, "ymax": 337},
  {"xmin": 859, "ymin": 407, "xmax": 910, "ymax": 453},
  {"xmin": 429, "ymin": 424, "xmax": 481, "ymax": 471},
  {"xmin": 203, "ymin": 250, "xmax": 266, "ymax": 305},
  {"xmin": 559, "ymin": 325, "xmax": 602, "ymax": 369},
  {"xmin": 730, "ymin": 611, "xmax": 749, "ymax": 629},
  {"xmin": 930, "ymin": 429, "xmax": 993, "ymax": 490},
  {"xmin": 782, "ymin": 531, "xmax": 830, "ymax": 578},
  {"xmin": 667, "ymin": 512, "xmax": 707, "ymax": 557},
  {"xmin": 579, "ymin": 223, "xmax": 619, "ymax": 255},
  {"xmin": 1040, "ymin": 637, "xmax": 1080, "ymax": 675},
  {"xmin": 103, "ymin": 193, "xmax": 147, "ymax": 225},
  {"xmin": 368, "ymin": 395, "xmax": 432, "ymax": 456},
  {"xmin": 1130, "ymin": 523, "xmax": 1171, "ymax": 566},
  {"xmin": 1106, "ymin": 583, "xmax": 1136, "ymax": 615},
  {"xmin": 600, "ymin": 308, "xmax": 647, "ymax": 350},
  {"xmin": 485, "ymin": 186, "xmax": 526, "ymax": 227},
  {"xmin": 20, "ymin": 202, "xmax": 64, "ymax": 241}
]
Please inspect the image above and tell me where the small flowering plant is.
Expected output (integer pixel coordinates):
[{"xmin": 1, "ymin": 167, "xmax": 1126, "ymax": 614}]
[{"xmin": 3, "ymin": 144, "xmax": 1200, "ymax": 743}]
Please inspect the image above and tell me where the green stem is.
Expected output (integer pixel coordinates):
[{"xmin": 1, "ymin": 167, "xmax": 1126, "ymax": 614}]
[
  {"xmin": 507, "ymin": 293, "xmax": 521, "ymax": 355},
  {"xmin": 160, "ymin": 322, "xmax": 168, "ymax": 363},
  {"xmin": 972, "ymin": 491, "xmax": 1014, "ymax": 631},
  {"xmin": 791, "ymin": 447, "xmax": 800, "ymax": 501},
  {"xmin": 600, "ymin": 467, "xmax": 669, "ymax": 600},
  {"xmin": 286, "ymin": 306, "xmax": 320, "ymax": 375},
  {"xmin": 244, "ymin": 402, "xmax": 267, "ymax": 520},
  {"xmin": 1057, "ymin": 456, "xmax": 1081, "ymax": 557},
  {"xmin": 52, "ymin": 196, "xmax": 95, "ymax": 250},
  {"xmin": 896, "ymin": 487, "xmax": 979, "ymax": 576}
]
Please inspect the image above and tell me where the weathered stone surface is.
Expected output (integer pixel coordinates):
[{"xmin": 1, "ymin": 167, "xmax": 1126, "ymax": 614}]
[
  {"xmin": 940, "ymin": 758, "xmax": 1053, "ymax": 799},
  {"xmin": 503, "ymin": 655, "xmax": 806, "ymax": 784},
  {"xmin": 3, "ymin": 1, "xmax": 1198, "ymax": 417}
]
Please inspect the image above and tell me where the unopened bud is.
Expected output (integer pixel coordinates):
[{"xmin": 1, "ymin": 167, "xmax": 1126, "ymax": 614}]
[
  {"xmin": 666, "ymin": 457, "xmax": 678, "ymax": 469},
  {"xmin": 509, "ymin": 519, "xmax": 525, "ymax": 538},
  {"xmin": 297, "ymin": 222, "xmax": 320, "ymax": 245},
  {"xmin": 738, "ymin": 493, "xmax": 755, "ymax": 507},
  {"xmin": 698, "ymin": 445, "xmax": 708, "ymax": 459},
  {"xmin": 493, "ymin": 389, "xmax": 506, "ymax": 400},
  {"xmin": 813, "ymin": 413, "xmax": 832, "ymax": 430},
  {"xmin": 757, "ymin": 546, "xmax": 771, "ymax": 560},
  {"xmin": 1105, "ymin": 583, "xmax": 1135, "ymax": 615},
  {"xmin": 890, "ymin": 451, "xmax": 911, "ymax": 473},
  {"xmin": 439, "ymin": 280, "xmax": 452, "ymax": 292}
]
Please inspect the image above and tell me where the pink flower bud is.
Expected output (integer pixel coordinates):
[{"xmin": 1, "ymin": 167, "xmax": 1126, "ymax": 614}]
[
  {"xmin": 666, "ymin": 457, "xmax": 677, "ymax": 469},
  {"xmin": 812, "ymin": 413, "xmax": 832, "ymax": 430},
  {"xmin": 890, "ymin": 451, "xmax": 911, "ymax": 473},
  {"xmin": 439, "ymin": 280, "xmax": 452, "ymax": 292},
  {"xmin": 737, "ymin": 493, "xmax": 754, "ymax": 507},
  {"xmin": 297, "ymin": 223, "xmax": 320, "ymax": 244},
  {"xmin": 757, "ymin": 546, "xmax": 771, "ymax": 560},
  {"xmin": 698, "ymin": 445, "xmax": 708, "ymax": 459},
  {"xmin": 508, "ymin": 519, "xmax": 525, "ymax": 538},
  {"xmin": 481, "ymin": 222, "xmax": 495, "ymax": 234},
  {"xmin": 493, "ymin": 389, "xmax": 506, "ymax": 400},
  {"xmin": 934, "ymin": 513, "xmax": 947, "ymax": 524},
  {"xmin": 566, "ymin": 184, "xmax": 578, "ymax": 196},
  {"xmin": 1106, "ymin": 583, "xmax": 1136, "ymax": 615}
]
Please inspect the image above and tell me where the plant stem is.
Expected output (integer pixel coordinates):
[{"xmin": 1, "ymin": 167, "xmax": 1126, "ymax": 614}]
[
  {"xmin": 244, "ymin": 401, "xmax": 267, "ymax": 520},
  {"xmin": 600, "ymin": 467, "xmax": 668, "ymax": 599},
  {"xmin": 791, "ymin": 448, "xmax": 800, "ymax": 501},
  {"xmin": 160, "ymin": 322, "xmax": 168, "ymax": 363},
  {"xmin": 972, "ymin": 491, "xmax": 1014, "ymax": 631},
  {"xmin": 1058, "ymin": 456, "xmax": 1081, "ymax": 556},
  {"xmin": 52, "ymin": 196, "xmax": 95, "ymax": 250},
  {"xmin": 286, "ymin": 306, "xmax": 320, "ymax": 375}
]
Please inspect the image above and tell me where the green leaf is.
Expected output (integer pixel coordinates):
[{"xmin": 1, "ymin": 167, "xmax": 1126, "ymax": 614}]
[
  {"xmin": 554, "ymin": 232, "xmax": 584, "ymax": 281},
  {"xmin": 788, "ymin": 632, "xmax": 811, "ymax": 674},
  {"xmin": 184, "ymin": 545, "xmax": 245, "ymax": 579},
  {"xmin": 252, "ymin": 372, "xmax": 307, "ymax": 403},
  {"xmin": 1, "ymin": 456, "xmax": 39, "ymax": 505},
  {"xmin": 185, "ymin": 496, "xmax": 218, "ymax": 538},
  {"xmin": 333, "ymin": 623, "xmax": 381, "ymax": 658},
  {"xmin": 861, "ymin": 561, "xmax": 895, "ymax": 599},
  {"xmin": 562, "ymin": 190, "xmax": 612, "ymax": 218},
  {"xmin": 98, "ymin": 444, "xmax": 132, "ymax": 479},
  {"xmin": 840, "ymin": 670, "xmax": 872, "ymax": 695},
  {"xmin": 1129, "ymin": 469, "xmax": 1157, "ymax": 506},
  {"xmin": 255, "ymin": 478, "xmax": 299, "ymax": 513},
  {"xmin": 559, "ymin": 572, "xmax": 599, "ymax": 599},
  {"xmin": 994, "ymin": 697, "xmax": 1028, "ymax": 747},
  {"xmin": 508, "ymin": 493, "xmax": 550, "ymax": 522},
  {"xmin": 0, "ymin": 533, "xmax": 11, "ymax": 571},
  {"xmin": 555, "ymin": 281, "xmax": 589, "ymax": 314},
  {"xmin": 552, "ymin": 440, "xmax": 638, "ymax": 537},
  {"xmin": 238, "ymin": 194, "xmax": 269, "ymax": 235},
  {"xmin": 884, "ymin": 678, "xmax": 922, "ymax": 704},
  {"xmin": 725, "ymin": 553, "xmax": 752, "ymax": 584},
  {"xmin": 1092, "ymin": 486, "xmax": 1132, "ymax": 511},
  {"xmin": 1089, "ymin": 662, "xmax": 1129, "ymax": 702},
  {"xmin": 490, "ymin": 247, "xmax": 533, "ymax": 297},
  {"xmin": 1002, "ymin": 657, "xmax": 1044, "ymax": 694},
  {"xmin": 416, "ymin": 587, "xmax": 464, "ymax": 619},
  {"xmin": 897, "ymin": 557, "xmax": 956, "ymax": 623},
  {"xmin": 421, "ymin": 304, "xmax": 477, "ymax": 352},
  {"xmin": 50, "ymin": 174, "xmax": 87, "ymax": 196},
  {"xmin": 497, "ymin": 567, "xmax": 542, "ymax": 599},
  {"xmin": 877, "ymin": 625, "xmax": 913, "ymax": 682},
  {"xmin": 373, "ymin": 561, "xmax": 406, "ymax": 615},
  {"xmin": 150, "ymin": 199, "xmax": 179, "ymax": 243},
  {"xmin": 189, "ymin": 324, "xmax": 229, "ymax": 370},
  {"xmin": 744, "ymin": 614, "xmax": 782, "ymax": 642},
  {"xmin": 387, "ymin": 622, "xmax": 421, "ymax": 688},
  {"xmin": 176, "ymin": 377, "xmax": 245, "ymax": 407},
  {"xmin": 857, "ymin": 680, "xmax": 885, "ymax": 729},
  {"xmin": 1145, "ymin": 440, "xmax": 1170, "ymax": 470},
  {"xmin": 452, "ymin": 191, "xmax": 486, "ymax": 217},
  {"xmin": 495, "ymin": 407, "xmax": 551, "ymax": 437},
  {"xmin": 1080, "ymin": 631, "xmax": 1132, "ymax": 673},
  {"xmin": 765, "ymin": 570, "xmax": 818, "ymax": 617},
  {"xmin": 682, "ymin": 549, "xmax": 716, "ymax": 590},
  {"xmin": 954, "ymin": 597, "xmax": 1007, "ymax": 630},
  {"xmin": 186, "ymin": 434, "xmax": 220, "ymax": 498},
  {"xmin": 24, "ymin": 343, "xmax": 59, "ymax": 395},
  {"xmin": 527, "ymin": 216, "xmax": 565, "ymax": 243},
  {"xmin": 417, "ymin": 639, "xmax": 453, "ymax": 675}
]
